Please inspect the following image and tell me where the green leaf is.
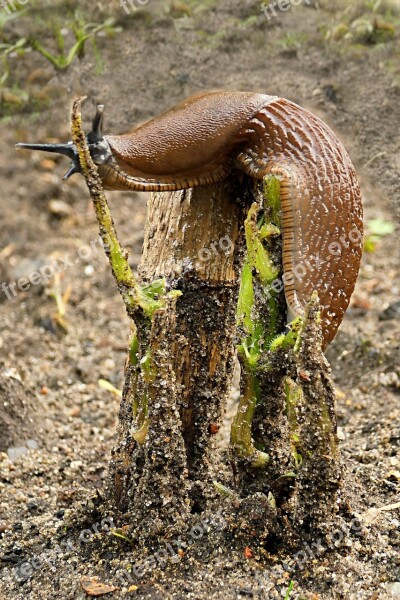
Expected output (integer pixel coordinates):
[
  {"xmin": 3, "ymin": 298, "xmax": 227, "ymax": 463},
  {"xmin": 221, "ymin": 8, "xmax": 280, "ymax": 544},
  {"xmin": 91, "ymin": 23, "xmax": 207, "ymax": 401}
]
[
  {"xmin": 284, "ymin": 580, "xmax": 295, "ymax": 600},
  {"xmin": 366, "ymin": 219, "xmax": 395, "ymax": 236},
  {"xmin": 110, "ymin": 530, "xmax": 134, "ymax": 545},
  {"xmin": 213, "ymin": 481, "xmax": 234, "ymax": 497},
  {"xmin": 363, "ymin": 236, "xmax": 377, "ymax": 253}
]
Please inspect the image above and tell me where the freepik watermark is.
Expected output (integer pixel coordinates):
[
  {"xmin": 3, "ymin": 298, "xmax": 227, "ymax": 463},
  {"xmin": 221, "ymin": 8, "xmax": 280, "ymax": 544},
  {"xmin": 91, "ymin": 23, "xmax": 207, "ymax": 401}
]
[
  {"xmin": 1, "ymin": 221, "xmax": 361, "ymax": 303},
  {"xmin": 114, "ymin": 510, "xmax": 227, "ymax": 588},
  {"xmin": 282, "ymin": 515, "xmax": 364, "ymax": 572},
  {"xmin": 0, "ymin": 234, "xmax": 234, "ymax": 302},
  {"xmin": 252, "ymin": 516, "xmax": 364, "ymax": 588},
  {"xmin": 4, "ymin": 517, "xmax": 116, "ymax": 584},
  {"xmin": 0, "ymin": 235, "xmax": 111, "ymax": 302},
  {"xmin": 153, "ymin": 235, "xmax": 234, "ymax": 281},
  {"xmin": 4, "ymin": 510, "xmax": 226, "ymax": 587},
  {"xmin": 0, "ymin": 0, "xmax": 29, "ymax": 15},
  {"xmin": 196, "ymin": 235, "xmax": 233, "ymax": 264},
  {"xmin": 119, "ymin": 0, "xmax": 149, "ymax": 15},
  {"xmin": 261, "ymin": 0, "xmax": 311, "ymax": 21},
  {"xmin": 264, "ymin": 224, "xmax": 363, "ymax": 302}
]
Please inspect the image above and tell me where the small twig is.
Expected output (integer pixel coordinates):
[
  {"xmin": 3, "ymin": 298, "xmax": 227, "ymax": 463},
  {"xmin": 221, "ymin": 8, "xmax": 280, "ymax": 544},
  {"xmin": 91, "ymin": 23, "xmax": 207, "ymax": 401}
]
[
  {"xmin": 70, "ymin": 98, "xmax": 137, "ymax": 312},
  {"xmin": 98, "ymin": 379, "xmax": 123, "ymax": 399},
  {"xmin": 0, "ymin": 243, "xmax": 15, "ymax": 260},
  {"xmin": 70, "ymin": 97, "xmax": 176, "ymax": 320},
  {"xmin": 49, "ymin": 272, "xmax": 71, "ymax": 332},
  {"xmin": 363, "ymin": 151, "xmax": 386, "ymax": 168}
]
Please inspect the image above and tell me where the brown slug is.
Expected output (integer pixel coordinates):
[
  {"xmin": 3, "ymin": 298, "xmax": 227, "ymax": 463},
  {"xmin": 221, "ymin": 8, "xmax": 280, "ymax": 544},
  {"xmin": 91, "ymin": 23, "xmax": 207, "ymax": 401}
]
[{"xmin": 16, "ymin": 91, "xmax": 363, "ymax": 347}]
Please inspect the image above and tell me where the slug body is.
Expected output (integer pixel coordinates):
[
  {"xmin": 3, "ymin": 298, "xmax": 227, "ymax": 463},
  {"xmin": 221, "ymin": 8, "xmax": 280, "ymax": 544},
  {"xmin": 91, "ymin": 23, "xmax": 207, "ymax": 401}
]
[{"xmin": 17, "ymin": 91, "xmax": 363, "ymax": 347}]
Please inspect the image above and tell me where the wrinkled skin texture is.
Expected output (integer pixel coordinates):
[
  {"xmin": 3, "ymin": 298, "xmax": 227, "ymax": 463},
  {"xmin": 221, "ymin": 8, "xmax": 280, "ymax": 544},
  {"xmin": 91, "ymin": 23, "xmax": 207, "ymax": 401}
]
[{"xmin": 100, "ymin": 91, "xmax": 363, "ymax": 347}]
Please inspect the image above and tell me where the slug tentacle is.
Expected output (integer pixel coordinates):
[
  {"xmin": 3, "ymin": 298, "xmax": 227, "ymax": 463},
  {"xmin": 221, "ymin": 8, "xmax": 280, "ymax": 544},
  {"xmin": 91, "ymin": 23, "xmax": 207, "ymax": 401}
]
[{"xmin": 16, "ymin": 91, "xmax": 363, "ymax": 346}]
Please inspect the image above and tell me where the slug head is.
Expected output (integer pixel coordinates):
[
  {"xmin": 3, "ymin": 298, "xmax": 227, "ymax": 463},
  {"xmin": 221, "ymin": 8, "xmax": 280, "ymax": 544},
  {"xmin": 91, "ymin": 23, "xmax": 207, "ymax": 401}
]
[{"xmin": 15, "ymin": 104, "xmax": 112, "ymax": 180}]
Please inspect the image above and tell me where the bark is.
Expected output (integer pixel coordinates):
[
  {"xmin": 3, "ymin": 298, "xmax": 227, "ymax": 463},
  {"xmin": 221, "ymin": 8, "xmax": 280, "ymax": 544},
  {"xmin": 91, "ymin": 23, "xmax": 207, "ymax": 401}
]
[{"xmin": 111, "ymin": 178, "xmax": 251, "ymax": 534}]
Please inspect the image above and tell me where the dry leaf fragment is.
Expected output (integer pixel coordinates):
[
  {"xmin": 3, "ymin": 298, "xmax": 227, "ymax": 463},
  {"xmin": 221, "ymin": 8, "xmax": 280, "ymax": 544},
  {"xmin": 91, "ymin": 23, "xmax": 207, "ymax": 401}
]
[
  {"xmin": 98, "ymin": 379, "xmax": 123, "ymax": 398},
  {"xmin": 298, "ymin": 369, "xmax": 311, "ymax": 382},
  {"xmin": 361, "ymin": 501, "xmax": 400, "ymax": 525},
  {"xmin": 80, "ymin": 576, "xmax": 118, "ymax": 597}
]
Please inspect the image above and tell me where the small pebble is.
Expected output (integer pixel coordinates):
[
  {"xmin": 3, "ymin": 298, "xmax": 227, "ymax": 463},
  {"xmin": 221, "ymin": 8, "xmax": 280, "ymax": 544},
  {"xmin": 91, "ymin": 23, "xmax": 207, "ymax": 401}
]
[
  {"xmin": 7, "ymin": 447, "xmax": 28, "ymax": 461},
  {"xmin": 48, "ymin": 199, "xmax": 72, "ymax": 218}
]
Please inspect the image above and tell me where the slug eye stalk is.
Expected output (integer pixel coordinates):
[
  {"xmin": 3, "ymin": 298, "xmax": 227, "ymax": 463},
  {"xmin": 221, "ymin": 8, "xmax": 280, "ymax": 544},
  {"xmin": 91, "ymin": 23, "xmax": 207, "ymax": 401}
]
[{"xmin": 15, "ymin": 104, "xmax": 108, "ymax": 180}]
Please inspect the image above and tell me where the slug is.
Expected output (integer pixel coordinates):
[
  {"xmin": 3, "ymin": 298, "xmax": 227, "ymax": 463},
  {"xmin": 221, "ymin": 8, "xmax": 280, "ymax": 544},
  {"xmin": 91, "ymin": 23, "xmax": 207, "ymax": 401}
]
[{"xmin": 16, "ymin": 91, "xmax": 363, "ymax": 347}]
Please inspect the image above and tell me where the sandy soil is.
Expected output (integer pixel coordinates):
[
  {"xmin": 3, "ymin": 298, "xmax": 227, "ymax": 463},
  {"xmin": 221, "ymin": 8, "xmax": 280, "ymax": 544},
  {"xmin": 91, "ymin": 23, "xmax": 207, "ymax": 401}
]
[{"xmin": 0, "ymin": 0, "xmax": 399, "ymax": 598}]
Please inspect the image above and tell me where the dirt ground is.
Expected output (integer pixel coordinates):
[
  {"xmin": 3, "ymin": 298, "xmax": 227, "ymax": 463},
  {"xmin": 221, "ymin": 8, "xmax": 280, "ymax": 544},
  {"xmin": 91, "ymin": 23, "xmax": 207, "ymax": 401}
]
[{"xmin": 0, "ymin": 0, "xmax": 399, "ymax": 598}]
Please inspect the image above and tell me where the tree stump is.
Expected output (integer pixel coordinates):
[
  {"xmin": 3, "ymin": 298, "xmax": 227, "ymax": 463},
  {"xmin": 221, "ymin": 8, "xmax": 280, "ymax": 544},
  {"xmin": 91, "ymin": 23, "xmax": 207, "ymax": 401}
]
[{"xmin": 70, "ymin": 98, "xmax": 343, "ymax": 548}]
